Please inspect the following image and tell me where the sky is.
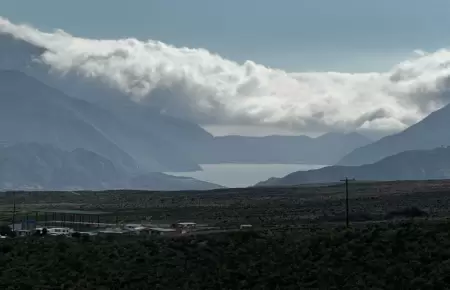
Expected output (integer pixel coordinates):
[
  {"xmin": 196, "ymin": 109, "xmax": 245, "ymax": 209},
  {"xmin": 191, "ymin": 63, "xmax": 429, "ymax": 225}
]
[
  {"xmin": 3, "ymin": 0, "xmax": 450, "ymax": 72},
  {"xmin": 2, "ymin": 1, "xmax": 450, "ymax": 137}
]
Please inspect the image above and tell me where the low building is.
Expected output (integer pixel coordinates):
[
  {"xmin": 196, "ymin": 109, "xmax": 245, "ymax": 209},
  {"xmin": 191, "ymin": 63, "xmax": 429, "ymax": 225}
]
[
  {"xmin": 173, "ymin": 222, "xmax": 197, "ymax": 234},
  {"xmin": 16, "ymin": 230, "xmax": 33, "ymax": 237},
  {"xmin": 9, "ymin": 223, "xmax": 26, "ymax": 231},
  {"xmin": 35, "ymin": 227, "xmax": 74, "ymax": 236},
  {"xmin": 176, "ymin": 222, "xmax": 196, "ymax": 229}
]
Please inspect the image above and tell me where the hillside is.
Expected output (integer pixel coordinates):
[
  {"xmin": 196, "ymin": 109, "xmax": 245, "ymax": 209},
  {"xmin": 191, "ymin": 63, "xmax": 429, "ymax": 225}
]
[
  {"xmin": 256, "ymin": 146, "xmax": 450, "ymax": 186},
  {"xmin": 0, "ymin": 143, "xmax": 125, "ymax": 190},
  {"xmin": 338, "ymin": 102, "xmax": 450, "ymax": 166},
  {"xmin": 0, "ymin": 143, "xmax": 222, "ymax": 191},
  {"xmin": 0, "ymin": 70, "xmax": 202, "ymax": 172},
  {"xmin": 0, "ymin": 33, "xmax": 211, "ymax": 172},
  {"xmin": 0, "ymin": 70, "xmax": 139, "ymax": 173}
]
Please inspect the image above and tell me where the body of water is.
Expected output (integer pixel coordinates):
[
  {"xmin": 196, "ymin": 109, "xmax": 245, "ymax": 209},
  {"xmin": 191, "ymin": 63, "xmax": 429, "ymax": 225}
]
[{"xmin": 166, "ymin": 163, "xmax": 327, "ymax": 188}]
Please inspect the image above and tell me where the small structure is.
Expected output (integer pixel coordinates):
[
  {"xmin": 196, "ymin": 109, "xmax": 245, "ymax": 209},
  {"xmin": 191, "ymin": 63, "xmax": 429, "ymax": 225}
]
[
  {"xmin": 176, "ymin": 222, "xmax": 196, "ymax": 229},
  {"xmin": 36, "ymin": 227, "xmax": 74, "ymax": 236},
  {"xmin": 123, "ymin": 224, "xmax": 151, "ymax": 236},
  {"xmin": 9, "ymin": 223, "xmax": 25, "ymax": 231},
  {"xmin": 174, "ymin": 222, "xmax": 197, "ymax": 234},
  {"xmin": 16, "ymin": 230, "xmax": 33, "ymax": 237},
  {"xmin": 10, "ymin": 223, "xmax": 37, "ymax": 236},
  {"xmin": 34, "ymin": 209, "xmax": 113, "ymax": 231}
]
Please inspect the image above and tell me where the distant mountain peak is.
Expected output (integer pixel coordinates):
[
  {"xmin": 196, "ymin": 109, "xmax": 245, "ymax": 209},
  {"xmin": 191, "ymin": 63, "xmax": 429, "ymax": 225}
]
[
  {"xmin": 338, "ymin": 102, "xmax": 450, "ymax": 166},
  {"xmin": 256, "ymin": 145, "xmax": 450, "ymax": 187}
]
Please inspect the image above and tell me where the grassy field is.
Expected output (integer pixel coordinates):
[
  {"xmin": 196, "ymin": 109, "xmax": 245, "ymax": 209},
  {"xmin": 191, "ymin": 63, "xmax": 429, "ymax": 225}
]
[{"xmin": 1, "ymin": 179, "xmax": 450, "ymax": 227}]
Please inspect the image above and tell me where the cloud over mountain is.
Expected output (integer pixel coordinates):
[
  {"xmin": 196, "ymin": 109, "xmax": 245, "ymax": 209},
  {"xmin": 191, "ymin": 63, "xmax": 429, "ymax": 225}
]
[{"xmin": 2, "ymin": 17, "xmax": 450, "ymax": 135}]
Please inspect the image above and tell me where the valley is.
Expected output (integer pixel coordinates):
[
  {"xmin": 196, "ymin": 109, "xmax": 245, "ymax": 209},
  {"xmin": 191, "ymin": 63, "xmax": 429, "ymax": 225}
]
[
  {"xmin": 2, "ymin": 179, "xmax": 450, "ymax": 228},
  {"xmin": 3, "ymin": 4, "xmax": 450, "ymax": 289},
  {"xmin": 2, "ymin": 180, "xmax": 450, "ymax": 289}
]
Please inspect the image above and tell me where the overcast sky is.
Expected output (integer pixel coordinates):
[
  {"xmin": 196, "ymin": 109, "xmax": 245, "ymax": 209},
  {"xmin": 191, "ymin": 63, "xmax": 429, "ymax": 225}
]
[
  {"xmin": 2, "ymin": 1, "xmax": 450, "ymax": 137},
  {"xmin": 4, "ymin": 0, "xmax": 450, "ymax": 72}
]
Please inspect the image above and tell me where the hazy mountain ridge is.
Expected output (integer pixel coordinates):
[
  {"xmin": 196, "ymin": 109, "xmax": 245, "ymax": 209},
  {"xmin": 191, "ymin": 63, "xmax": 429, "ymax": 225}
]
[
  {"xmin": 256, "ymin": 146, "xmax": 450, "ymax": 187},
  {"xmin": 0, "ymin": 143, "xmax": 222, "ymax": 191},
  {"xmin": 0, "ymin": 34, "xmax": 377, "ymax": 167},
  {"xmin": 338, "ymin": 101, "xmax": 450, "ymax": 166},
  {"xmin": 0, "ymin": 33, "xmax": 390, "ymax": 191},
  {"xmin": 195, "ymin": 132, "xmax": 371, "ymax": 165},
  {"xmin": 0, "ymin": 69, "xmax": 203, "ymax": 172},
  {"xmin": 0, "ymin": 33, "xmax": 209, "ymax": 172},
  {"xmin": 0, "ymin": 143, "xmax": 125, "ymax": 190},
  {"xmin": 0, "ymin": 70, "xmax": 140, "ymax": 173}
]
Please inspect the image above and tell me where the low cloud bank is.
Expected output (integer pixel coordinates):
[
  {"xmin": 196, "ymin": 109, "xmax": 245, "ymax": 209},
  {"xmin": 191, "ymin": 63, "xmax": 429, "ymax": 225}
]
[{"xmin": 2, "ymin": 17, "xmax": 450, "ymax": 134}]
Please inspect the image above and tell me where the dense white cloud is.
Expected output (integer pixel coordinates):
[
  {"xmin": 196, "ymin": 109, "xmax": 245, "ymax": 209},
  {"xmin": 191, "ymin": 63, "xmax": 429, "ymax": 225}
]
[{"xmin": 1, "ymin": 17, "xmax": 450, "ymax": 135}]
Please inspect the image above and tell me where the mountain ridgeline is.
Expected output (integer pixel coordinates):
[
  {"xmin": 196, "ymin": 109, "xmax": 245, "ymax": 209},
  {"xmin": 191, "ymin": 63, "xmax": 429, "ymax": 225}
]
[
  {"xmin": 0, "ymin": 69, "xmax": 370, "ymax": 190},
  {"xmin": 338, "ymin": 100, "xmax": 450, "ymax": 166},
  {"xmin": 0, "ymin": 143, "xmax": 221, "ymax": 191},
  {"xmin": 0, "ymin": 32, "xmax": 420, "ymax": 191},
  {"xmin": 256, "ymin": 146, "xmax": 450, "ymax": 187}
]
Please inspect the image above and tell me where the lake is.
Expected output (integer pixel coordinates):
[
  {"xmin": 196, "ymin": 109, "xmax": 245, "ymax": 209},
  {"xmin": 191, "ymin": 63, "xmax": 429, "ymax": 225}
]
[{"xmin": 166, "ymin": 163, "xmax": 327, "ymax": 188}]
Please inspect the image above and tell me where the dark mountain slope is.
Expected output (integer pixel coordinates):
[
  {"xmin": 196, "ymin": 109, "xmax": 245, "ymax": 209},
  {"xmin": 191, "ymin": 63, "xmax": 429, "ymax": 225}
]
[
  {"xmin": 338, "ymin": 102, "xmax": 450, "ymax": 166},
  {"xmin": 0, "ymin": 33, "xmax": 209, "ymax": 171},
  {"xmin": 0, "ymin": 70, "xmax": 139, "ymax": 173},
  {"xmin": 0, "ymin": 70, "xmax": 203, "ymax": 172},
  {"xmin": 0, "ymin": 143, "xmax": 222, "ymax": 191},
  {"xmin": 0, "ymin": 143, "xmax": 125, "ymax": 190},
  {"xmin": 257, "ymin": 146, "xmax": 450, "ymax": 186}
]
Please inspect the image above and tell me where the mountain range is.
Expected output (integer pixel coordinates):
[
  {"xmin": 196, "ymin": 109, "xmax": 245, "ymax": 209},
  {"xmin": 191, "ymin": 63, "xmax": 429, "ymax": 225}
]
[
  {"xmin": 337, "ymin": 101, "xmax": 450, "ymax": 166},
  {"xmin": 257, "ymin": 99, "xmax": 450, "ymax": 187},
  {"xmin": 0, "ymin": 33, "xmax": 374, "ymax": 190},
  {"xmin": 256, "ymin": 146, "xmax": 450, "ymax": 187},
  {"xmin": 5, "ymin": 30, "xmax": 450, "ymax": 190},
  {"xmin": 0, "ymin": 143, "xmax": 220, "ymax": 191}
]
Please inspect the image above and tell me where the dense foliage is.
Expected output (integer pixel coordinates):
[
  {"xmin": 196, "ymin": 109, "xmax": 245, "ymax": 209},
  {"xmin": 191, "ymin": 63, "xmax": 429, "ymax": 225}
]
[{"xmin": 2, "ymin": 222, "xmax": 450, "ymax": 289}]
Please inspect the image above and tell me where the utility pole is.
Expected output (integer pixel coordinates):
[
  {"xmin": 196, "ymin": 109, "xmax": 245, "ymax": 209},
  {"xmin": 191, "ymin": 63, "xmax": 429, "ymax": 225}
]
[
  {"xmin": 340, "ymin": 178, "xmax": 355, "ymax": 228},
  {"xmin": 12, "ymin": 191, "xmax": 16, "ymax": 232}
]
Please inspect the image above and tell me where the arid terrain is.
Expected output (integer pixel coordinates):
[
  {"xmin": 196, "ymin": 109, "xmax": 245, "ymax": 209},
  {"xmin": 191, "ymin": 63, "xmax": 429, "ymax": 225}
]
[
  {"xmin": 2, "ymin": 181, "xmax": 450, "ymax": 289},
  {"xmin": 2, "ymin": 179, "xmax": 450, "ymax": 227}
]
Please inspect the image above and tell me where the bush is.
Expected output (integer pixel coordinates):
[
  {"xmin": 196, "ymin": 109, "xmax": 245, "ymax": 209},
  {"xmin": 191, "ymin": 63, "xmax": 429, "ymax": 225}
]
[
  {"xmin": 71, "ymin": 232, "xmax": 81, "ymax": 239},
  {"xmin": 0, "ymin": 225, "xmax": 12, "ymax": 236},
  {"xmin": 0, "ymin": 221, "xmax": 449, "ymax": 289},
  {"xmin": 81, "ymin": 234, "xmax": 91, "ymax": 242},
  {"xmin": 386, "ymin": 207, "xmax": 429, "ymax": 219}
]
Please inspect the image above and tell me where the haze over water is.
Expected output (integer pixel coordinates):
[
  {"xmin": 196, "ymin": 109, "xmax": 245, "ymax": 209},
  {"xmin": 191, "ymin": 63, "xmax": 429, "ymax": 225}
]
[{"xmin": 167, "ymin": 163, "xmax": 326, "ymax": 188}]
